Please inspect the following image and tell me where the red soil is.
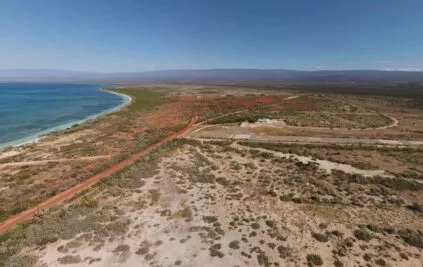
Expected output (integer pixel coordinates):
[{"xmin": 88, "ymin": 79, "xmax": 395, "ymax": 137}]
[
  {"xmin": 139, "ymin": 102, "xmax": 191, "ymax": 129},
  {"xmin": 265, "ymin": 101, "xmax": 314, "ymax": 112},
  {"xmin": 256, "ymin": 95, "xmax": 279, "ymax": 103},
  {"xmin": 0, "ymin": 114, "xmax": 198, "ymax": 235},
  {"xmin": 240, "ymin": 96, "xmax": 281, "ymax": 108},
  {"xmin": 84, "ymin": 162, "xmax": 98, "ymax": 171},
  {"xmin": 54, "ymin": 177, "xmax": 74, "ymax": 186}
]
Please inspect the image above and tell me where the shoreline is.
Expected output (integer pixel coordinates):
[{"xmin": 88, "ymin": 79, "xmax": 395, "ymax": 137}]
[{"xmin": 0, "ymin": 88, "xmax": 132, "ymax": 151}]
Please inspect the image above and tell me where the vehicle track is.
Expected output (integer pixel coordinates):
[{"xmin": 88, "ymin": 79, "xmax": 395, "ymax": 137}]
[
  {"xmin": 0, "ymin": 155, "xmax": 111, "ymax": 169},
  {"xmin": 0, "ymin": 95, "xmax": 302, "ymax": 234},
  {"xmin": 0, "ymin": 113, "xmax": 198, "ymax": 234}
]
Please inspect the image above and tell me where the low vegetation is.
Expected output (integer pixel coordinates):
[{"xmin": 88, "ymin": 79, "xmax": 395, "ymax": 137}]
[{"xmin": 1, "ymin": 85, "xmax": 422, "ymax": 266}]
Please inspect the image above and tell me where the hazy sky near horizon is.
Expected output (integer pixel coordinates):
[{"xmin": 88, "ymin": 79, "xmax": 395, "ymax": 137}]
[{"xmin": 0, "ymin": 0, "xmax": 422, "ymax": 72}]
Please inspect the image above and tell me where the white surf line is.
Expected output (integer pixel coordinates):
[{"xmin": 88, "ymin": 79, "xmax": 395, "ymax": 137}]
[
  {"xmin": 0, "ymin": 88, "xmax": 132, "ymax": 151},
  {"xmin": 102, "ymin": 89, "xmax": 133, "ymax": 107},
  {"xmin": 231, "ymin": 143, "xmax": 391, "ymax": 177}
]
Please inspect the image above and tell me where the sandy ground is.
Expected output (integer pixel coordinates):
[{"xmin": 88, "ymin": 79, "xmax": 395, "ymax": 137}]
[
  {"xmin": 0, "ymin": 115, "xmax": 198, "ymax": 235},
  {"xmin": 0, "ymin": 150, "xmax": 20, "ymax": 160},
  {"xmin": 231, "ymin": 143, "xmax": 390, "ymax": 177},
  {"xmin": 0, "ymin": 155, "xmax": 111, "ymax": 169},
  {"xmin": 26, "ymin": 141, "xmax": 422, "ymax": 267}
]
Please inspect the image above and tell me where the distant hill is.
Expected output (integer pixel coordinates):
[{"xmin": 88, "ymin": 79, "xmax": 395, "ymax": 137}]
[
  {"xmin": 0, "ymin": 69, "xmax": 103, "ymax": 82},
  {"xmin": 1, "ymin": 68, "xmax": 423, "ymax": 84}
]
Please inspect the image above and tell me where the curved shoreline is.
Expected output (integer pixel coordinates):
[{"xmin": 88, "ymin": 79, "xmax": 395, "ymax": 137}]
[{"xmin": 0, "ymin": 88, "xmax": 132, "ymax": 150}]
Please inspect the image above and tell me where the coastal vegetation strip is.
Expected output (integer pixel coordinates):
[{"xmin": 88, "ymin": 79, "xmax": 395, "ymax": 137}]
[
  {"xmin": 109, "ymin": 88, "xmax": 169, "ymax": 112},
  {"xmin": 0, "ymin": 85, "xmax": 422, "ymax": 266},
  {"xmin": 0, "ymin": 87, "xmax": 189, "ymax": 224},
  {"xmin": 0, "ymin": 106, "xmax": 198, "ymax": 234}
]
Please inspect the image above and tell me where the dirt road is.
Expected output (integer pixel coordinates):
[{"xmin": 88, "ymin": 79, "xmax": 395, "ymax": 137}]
[
  {"xmin": 374, "ymin": 114, "xmax": 399, "ymax": 130},
  {"xmin": 0, "ymin": 114, "xmax": 198, "ymax": 235},
  {"xmin": 0, "ymin": 96, "xmax": 310, "ymax": 234},
  {"xmin": 0, "ymin": 155, "xmax": 111, "ymax": 169}
]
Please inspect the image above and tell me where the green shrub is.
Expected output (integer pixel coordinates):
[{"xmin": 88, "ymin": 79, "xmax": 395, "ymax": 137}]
[
  {"xmin": 306, "ymin": 254, "xmax": 323, "ymax": 266},
  {"xmin": 312, "ymin": 232, "xmax": 329, "ymax": 242},
  {"xmin": 400, "ymin": 230, "xmax": 423, "ymax": 249},
  {"xmin": 353, "ymin": 229, "xmax": 372, "ymax": 242}
]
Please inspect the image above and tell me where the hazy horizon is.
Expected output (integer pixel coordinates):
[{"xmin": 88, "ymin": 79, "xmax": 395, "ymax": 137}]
[{"xmin": 1, "ymin": 68, "xmax": 423, "ymax": 74}]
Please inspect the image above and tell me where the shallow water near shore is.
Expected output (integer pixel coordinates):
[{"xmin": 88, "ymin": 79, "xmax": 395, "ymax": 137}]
[{"xmin": 0, "ymin": 83, "xmax": 128, "ymax": 148}]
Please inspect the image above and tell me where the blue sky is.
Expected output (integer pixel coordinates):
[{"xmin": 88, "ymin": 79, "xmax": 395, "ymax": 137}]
[{"xmin": 0, "ymin": 0, "xmax": 422, "ymax": 72}]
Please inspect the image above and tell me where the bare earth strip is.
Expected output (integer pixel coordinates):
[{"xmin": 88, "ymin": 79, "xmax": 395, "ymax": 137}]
[
  {"xmin": 374, "ymin": 114, "xmax": 399, "ymax": 130},
  {"xmin": 0, "ymin": 155, "xmax": 111, "ymax": 169},
  {"xmin": 0, "ymin": 114, "xmax": 198, "ymax": 235},
  {"xmin": 270, "ymin": 114, "xmax": 399, "ymax": 131},
  {"xmin": 0, "ymin": 95, "xmax": 302, "ymax": 234}
]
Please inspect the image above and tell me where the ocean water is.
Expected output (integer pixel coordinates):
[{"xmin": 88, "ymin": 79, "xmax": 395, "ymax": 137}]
[{"xmin": 0, "ymin": 83, "xmax": 127, "ymax": 148}]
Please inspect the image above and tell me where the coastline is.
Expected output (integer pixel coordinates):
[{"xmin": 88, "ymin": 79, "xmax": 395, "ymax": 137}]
[{"xmin": 0, "ymin": 88, "xmax": 132, "ymax": 150}]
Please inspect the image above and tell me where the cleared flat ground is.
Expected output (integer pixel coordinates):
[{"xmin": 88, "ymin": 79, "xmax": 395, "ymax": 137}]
[{"xmin": 189, "ymin": 125, "xmax": 423, "ymax": 146}]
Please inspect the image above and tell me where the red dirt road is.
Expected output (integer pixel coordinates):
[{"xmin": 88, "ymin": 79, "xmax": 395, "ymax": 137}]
[{"xmin": 0, "ymin": 114, "xmax": 198, "ymax": 235}]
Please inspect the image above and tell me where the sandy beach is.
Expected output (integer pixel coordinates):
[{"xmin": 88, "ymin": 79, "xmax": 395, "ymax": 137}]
[{"xmin": 0, "ymin": 89, "xmax": 132, "ymax": 151}]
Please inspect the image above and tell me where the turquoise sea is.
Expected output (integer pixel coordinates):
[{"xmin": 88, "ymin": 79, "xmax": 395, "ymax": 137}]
[{"xmin": 0, "ymin": 83, "xmax": 128, "ymax": 148}]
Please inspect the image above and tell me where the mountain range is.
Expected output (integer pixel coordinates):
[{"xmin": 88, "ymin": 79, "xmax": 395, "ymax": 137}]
[{"xmin": 1, "ymin": 69, "xmax": 423, "ymax": 84}]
